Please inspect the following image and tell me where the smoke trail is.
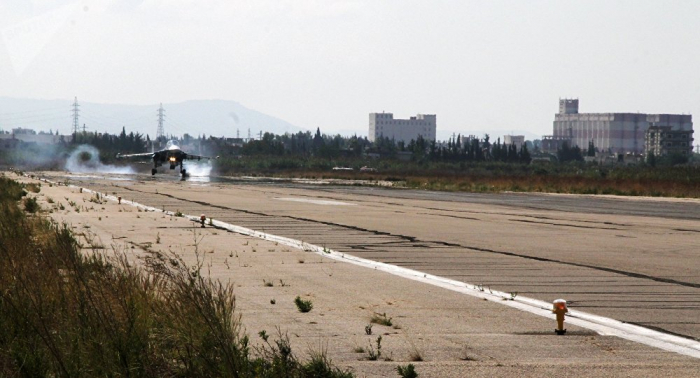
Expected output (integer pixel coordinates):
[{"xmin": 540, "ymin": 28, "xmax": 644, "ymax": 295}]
[{"xmin": 65, "ymin": 145, "xmax": 135, "ymax": 174}]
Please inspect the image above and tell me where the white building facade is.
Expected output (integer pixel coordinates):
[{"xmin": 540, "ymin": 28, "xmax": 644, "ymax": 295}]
[
  {"xmin": 552, "ymin": 99, "xmax": 693, "ymax": 154},
  {"xmin": 503, "ymin": 135, "xmax": 525, "ymax": 148},
  {"xmin": 369, "ymin": 113, "xmax": 436, "ymax": 143}
]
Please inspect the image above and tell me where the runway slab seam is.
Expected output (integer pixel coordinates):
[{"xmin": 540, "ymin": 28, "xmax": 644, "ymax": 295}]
[{"xmin": 107, "ymin": 184, "xmax": 700, "ymax": 290}]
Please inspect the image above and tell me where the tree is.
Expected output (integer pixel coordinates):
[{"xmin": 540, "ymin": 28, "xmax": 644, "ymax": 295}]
[
  {"xmin": 646, "ymin": 151, "xmax": 656, "ymax": 167},
  {"xmin": 557, "ymin": 141, "xmax": 584, "ymax": 163},
  {"xmin": 587, "ymin": 140, "xmax": 596, "ymax": 157}
]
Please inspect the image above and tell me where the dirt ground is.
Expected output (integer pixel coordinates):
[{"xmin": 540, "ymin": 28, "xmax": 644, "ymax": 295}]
[{"xmin": 12, "ymin": 172, "xmax": 700, "ymax": 377}]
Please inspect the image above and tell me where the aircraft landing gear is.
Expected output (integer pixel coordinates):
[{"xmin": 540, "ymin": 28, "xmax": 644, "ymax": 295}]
[{"xmin": 151, "ymin": 168, "xmax": 157, "ymax": 175}]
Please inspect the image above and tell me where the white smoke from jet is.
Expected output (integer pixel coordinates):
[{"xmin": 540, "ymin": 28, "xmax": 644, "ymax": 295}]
[
  {"xmin": 65, "ymin": 145, "xmax": 135, "ymax": 174},
  {"xmin": 183, "ymin": 162, "xmax": 213, "ymax": 177}
]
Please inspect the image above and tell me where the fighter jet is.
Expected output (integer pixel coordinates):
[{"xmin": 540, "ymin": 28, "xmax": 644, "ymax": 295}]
[{"xmin": 116, "ymin": 141, "xmax": 217, "ymax": 177}]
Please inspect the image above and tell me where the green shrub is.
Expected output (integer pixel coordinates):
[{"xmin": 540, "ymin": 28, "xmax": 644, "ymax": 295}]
[
  {"xmin": 294, "ymin": 296, "xmax": 313, "ymax": 313},
  {"xmin": 23, "ymin": 197, "xmax": 38, "ymax": 213},
  {"xmin": 370, "ymin": 312, "xmax": 393, "ymax": 327},
  {"xmin": 396, "ymin": 364, "xmax": 418, "ymax": 378}
]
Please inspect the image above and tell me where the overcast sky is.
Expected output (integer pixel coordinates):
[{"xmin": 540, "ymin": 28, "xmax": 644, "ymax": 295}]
[{"xmin": 1, "ymin": 0, "xmax": 699, "ymax": 137}]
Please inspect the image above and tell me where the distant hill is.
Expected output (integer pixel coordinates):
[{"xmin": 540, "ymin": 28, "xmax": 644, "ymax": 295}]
[{"xmin": 0, "ymin": 97, "xmax": 306, "ymax": 138}]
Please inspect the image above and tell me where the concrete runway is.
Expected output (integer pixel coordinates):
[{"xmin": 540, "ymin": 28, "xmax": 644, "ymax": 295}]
[{"xmin": 51, "ymin": 172, "xmax": 700, "ymax": 342}]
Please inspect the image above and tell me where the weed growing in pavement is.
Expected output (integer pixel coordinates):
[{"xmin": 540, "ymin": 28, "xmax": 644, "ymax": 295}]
[
  {"xmin": 270, "ymin": 299, "xmax": 276, "ymax": 305},
  {"xmin": 366, "ymin": 336, "xmax": 382, "ymax": 361},
  {"xmin": 353, "ymin": 346, "xmax": 365, "ymax": 353},
  {"xmin": 396, "ymin": 364, "xmax": 418, "ymax": 378},
  {"xmin": 155, "ymin": 232, "xmax": 161, "ymax": 244},
  {"xmin": 460, "ymin": 345, "xmax": 478, "ymax": 361},
  {"xmin": 47, "ymin": 197, "xmax": 54, "ymax": 203},
  {"xmin": 174, "ymin": 210, "xmax": 183, "ymax": 217},
  {"xmin": 408, "ymin": 342, "xmax": 423, "ymax": 362},
  {"xmin": 279, "ymin": 279, "xmax": 288, "ymax": 287},
  {"xmin": 365, "ymin": 324, "xmax": 373, "ymax": 335},
  {"xmin": 263, "ymin": 280, "xmax": 274, "ymax": 287},
  {"xmin": 294, "ymin": 296, "xmax": 313, "ymax": 313},
  {"xmin": 59, "ymin": 203, "xmax": 65, "ymax": 210},
  {"xmin": 370, "ymin": 312, "xmax": 393, "ymax": 327},
  {"xmin": 510, "ymin": 292, "xmax": 518, "ymax": 300},
  {"xmin": 255, "ymin": 329, "xmax": 353, "ymax": 377}
]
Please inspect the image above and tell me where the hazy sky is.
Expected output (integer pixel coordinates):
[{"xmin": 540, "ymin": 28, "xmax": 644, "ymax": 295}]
[{"xmin": 1, "ymin": 0, "xmax": 699, "ymax": 137}]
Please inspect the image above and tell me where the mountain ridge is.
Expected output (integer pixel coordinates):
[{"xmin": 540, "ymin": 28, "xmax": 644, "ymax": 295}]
[{"xmin": 0, "ymin": 97, "xmax": 306, "ymax": 138}]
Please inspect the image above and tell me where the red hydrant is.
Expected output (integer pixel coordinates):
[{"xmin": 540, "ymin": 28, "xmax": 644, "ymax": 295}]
[{"xmin": 552, "ymin": 299, "xmax": 568, "ymax": 335}]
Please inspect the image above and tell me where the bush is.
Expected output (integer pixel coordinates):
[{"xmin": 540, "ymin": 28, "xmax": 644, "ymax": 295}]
[
  {"xmin": 294, "ymin": 296, "xmax": 314, "ymax": 313},
  {"xmin": 396, "ymin": 364, "xmax": 418, "ymax": 378},
  {"xmin": 23, "ymin": 196, "xmax": 38, "ymax": 213}
]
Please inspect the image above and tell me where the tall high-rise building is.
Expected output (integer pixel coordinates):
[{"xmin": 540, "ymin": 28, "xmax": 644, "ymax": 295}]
[
  {"xmin": 548, "ymin": 99, "xmax": 692, "ymax": 154},
  {"xmin": 369, "ymin": 112, "xmax": 436, "ymax": 143}
]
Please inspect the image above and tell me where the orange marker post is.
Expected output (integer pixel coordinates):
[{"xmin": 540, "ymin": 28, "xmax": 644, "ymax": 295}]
[
  {"xmin": 200, "ymin": 214, "xmax": 206, "ymax": 228},
  {"xmin": 118, "ymin": 196, "xmax": 122, "ymax": 204},
  {"xmin": 552, "ymin": 299, "xmax": 568, "ymax": 335}
]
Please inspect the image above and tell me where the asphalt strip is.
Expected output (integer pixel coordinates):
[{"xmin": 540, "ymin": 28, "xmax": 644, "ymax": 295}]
[{"xmin": 49, "ymin": 179, "xmax": 700, "ymax": 359}]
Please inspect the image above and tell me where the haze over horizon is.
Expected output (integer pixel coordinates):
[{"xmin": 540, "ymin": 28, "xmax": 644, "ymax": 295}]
[{"xmin": 1, "ymin": 1, "xmax": 699, "ymax": 139}]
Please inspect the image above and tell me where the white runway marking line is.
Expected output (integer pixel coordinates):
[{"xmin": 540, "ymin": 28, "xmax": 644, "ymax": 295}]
[
  {"xmin": 46, "ymin": 178, "xmax": 700, "ymax": 359},
  {"xmin": 274, "ymin": 197, "xmax": 355, "ymax": 206}
]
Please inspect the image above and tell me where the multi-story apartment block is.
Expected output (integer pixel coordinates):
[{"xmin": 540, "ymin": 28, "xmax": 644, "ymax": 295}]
[
  {"xmin": 645, "ymin": 126, "xmax": 694, "ymax": 156},
  {"xmin": 369, "ymin": 113, "xmax": 436, "ymax": 143}
]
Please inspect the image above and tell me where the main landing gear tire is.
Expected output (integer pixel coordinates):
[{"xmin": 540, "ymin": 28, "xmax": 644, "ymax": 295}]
[
  {"xmin": 151, "ymin": 168, "xmax": 157, "ymax": 175},
  {"xmin": 181, "ymin": 169, "xmax": 187, "ymax": 177}
]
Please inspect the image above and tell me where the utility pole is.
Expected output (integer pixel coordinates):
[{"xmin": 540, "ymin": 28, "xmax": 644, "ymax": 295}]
[
  {"xmin": 156, "ymin": 103, "xmax": 165, "ymax": 147},
  {"xmin": 237, "ymin": 129, "xmax": 240, "ymax": 138},
  {"xmin": 259, "ymin": 130, "xmax": 262, "ymax": 140},
  {"xmin": 82, "ymin": 123, "xmax": 86, "ymax": 134},
  {"xmin": 71, "ymin": 97, "xmax": 80, "ymax": 135},
  {"xmin": 247, "ymin": 128, "xmax": 251, "ymax": 141}
]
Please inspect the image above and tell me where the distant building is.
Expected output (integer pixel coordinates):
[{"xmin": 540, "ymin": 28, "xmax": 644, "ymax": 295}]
[
  {"xmin": 369, "ymin": 112, "xmax": 436, "ymax": 143},
  {"xmin": 0, "ymin": 128, "xmax": 66, "ymax": 147},
  {"xmin": 645, "ymin": 126, "xmax": 694, "ymax": 156},
  {"xmin": 503, "ymin": 135, "xmax": 525, "ymax": 148},
  {"xmin": 547, "ymin": 99, "xmax": 693, "ymax": 154},
  {"xmin": 541, "ymin": 135, "xmax": 571, "ymax": 153}
]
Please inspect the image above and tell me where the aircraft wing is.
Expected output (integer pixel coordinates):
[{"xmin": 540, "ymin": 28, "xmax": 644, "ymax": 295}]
[
  {"xmin": 183, "ymin": 152, "xmax": 219, "ymax": 161},
  {"xmin": 116, "ymin": 152, "xmax": 157, "ymax": 159}
]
